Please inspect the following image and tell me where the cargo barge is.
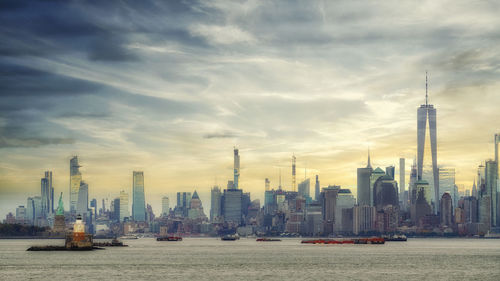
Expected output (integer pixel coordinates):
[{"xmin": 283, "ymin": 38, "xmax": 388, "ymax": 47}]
[
  {"xmin": 157, "ymin": 236, "xmax": 183, "ymax": 241},
  {"xmin": 256, "ymin": 238, "xmax": 281, "ymax": 242},
  {"xmin": 301, "ymin": 237, "xmax": 385, "ymax": 244}
]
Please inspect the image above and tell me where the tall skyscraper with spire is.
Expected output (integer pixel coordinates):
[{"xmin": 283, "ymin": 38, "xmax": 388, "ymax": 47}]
[
  {"xmin": 417, "ymin": 72, "xmax": 439, "ymax": 213},
  {"xmin": 233, "ymin": 147, "xmax": 240, "ymax": 189},
  {"xmin": 357, "ymin": 149, "xmax": 373, "ymax": 206},
  {"xmin": 69, "ymin": 156, "xmax": 82, "ymax": 214}
]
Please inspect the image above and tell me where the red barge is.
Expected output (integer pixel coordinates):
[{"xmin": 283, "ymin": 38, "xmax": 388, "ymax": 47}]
[{"xmin": 301, "ymin": 237, "xmax": 385, "ymax": 244}]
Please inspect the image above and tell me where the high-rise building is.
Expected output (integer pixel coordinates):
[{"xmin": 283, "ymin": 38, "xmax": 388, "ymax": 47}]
[
  {"xmin": 357, "ymin": 151, "xmax": 372, "ymax": 206},
  {"xmin": 370, "ymin": 167, "xmax": 386, "ymax": 206},
  {"xmin": 399, "ymin": 158, "xmax": 405, "ymax": 209},
  {"xmin": 40, "ymin": 171, "xmax": 54, "ymax": 218},
  {"xmin": 298, "ymin": 178, "xmax": 310, "ymax": 200},
  {"xmin": 321, "ymin": 186, "xmax": 339, "ymax": 235},
  {"xmin": 373, "ymin": 175, "xmax": 399, "ymax": 212},
  {"xmin": 33, "ymin": 196, "xmax": 42, "ymax": 226},
  {"xmin": 26, "ymin": 197, "xmax": 35, "ymax": 225},
  {"xmin": 76, "ymin": 181, "xmax": 88, "ymax": 216},
  {"xmin": 69, "ymin": 156, "xmax": 82, "ymax": 213},
  {"xmin": 265, "ymin": 178, "xmax": 270, "ymax": 191},
  {"xmin": 119, "ymin": 190, "xmax": 129, "ymax": 222},
  {"xmin": 417, "ymin": 73, "xmax": 439, "ymax": 213},
  {"xmin": 385, "ymin": 166, "xmax": 395, "ymax": 180},
  {"xmin": 223, "ymin": 188, "xmax": 242, "ymax": 224},
  {"xmin": 335, "ymin": 189, "xmax": 355, "ymax": 233},
  {"xmin": 41, "ymin": 177, "xmax": 50, "ymax": 218},
  {"xmin": 16, "ymin": 206, "xmax": 27, "ymax": 224},
  {"xmin": 176, "ymin": 192, "xmax": 192, "ymax": 217},
  {"xmin": 234, "ymin": 148, "xmax": 240, "ymax": 189},
  {"xmin": 112, "ymin": 198, "xmax": 120, "ymax": 222},
  {"xmin": 495, "ymin": 133, "xmax": 500, "ymax": 166},
  {"xmin": 485, "ymin": 160, "xmax": 498, "ymax": 227},
  {"xmin": 412, "ymin": 180, "xmax": 432, "ymax": 225},
  {"xmin": 292, "ymin": 154, "xmax": 296, "ymax": 192},
  {"xmin": 440, "ymin": 192, "xmax": 453, "ymax": 227},
  {"xmin": 314, "ymin": 175, "xmax": 320, "ymax": 201},
  {"xmin": 162, "ymin": 196, "xmax": 170, "ymax": 216},
  {"xmin": 132, "ymin": 171, "xmax": 146, "ymax": 222},
  {"xmin": 439, "ymin": 168, "xmax": 456, "ymax": 207},
  {"xmin": 353, "ymin": 205, "xmax": 376, "ymax": 235},
  {"xmin": 90, "ymin": 198, "xmax": 97, "ymax": 218},
  {"xmin": 210, "ymin": 186, "xmax": 221, "ymax": 221},
  {"xmin": 188, "ymin": 191, "xmax": 207, "ymax": 220}
]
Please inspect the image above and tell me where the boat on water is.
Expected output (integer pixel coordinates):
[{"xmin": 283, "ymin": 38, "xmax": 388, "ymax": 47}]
[
  {"xmin": 157, "ymin": 236, "xmax": 183, "ymax": 241},
  {"xmin": 119, "ymin": 234, "xmax": 139, "ymax": 240},
  {"xmin": 93, "ymin": 238, "xmax": 128, "ymax": 247},
  {"xmin": 256, "ymin": 238, "xmax": 281, "ymax": 242},
  {"xmin": 221, "ymin": 234, "xmax": 240, "ymax": 241},
  {"xmin": 301, "ymin": 237, "xmax": 385, "ymax": 245}
]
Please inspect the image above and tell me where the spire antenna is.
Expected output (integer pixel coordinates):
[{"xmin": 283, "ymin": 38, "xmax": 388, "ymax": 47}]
[
  {"xmin": 367, "ymin": 146, "xmax": 372, "ymax": 168},
  {"xmin": 425, "ymin": 71, "xmax": 428, "ymax": 106}
]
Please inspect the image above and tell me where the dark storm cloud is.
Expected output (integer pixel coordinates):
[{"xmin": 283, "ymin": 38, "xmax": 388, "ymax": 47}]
[{"xmin": 0, "ymin": 126, "xmax": 75, "ymax": 148}]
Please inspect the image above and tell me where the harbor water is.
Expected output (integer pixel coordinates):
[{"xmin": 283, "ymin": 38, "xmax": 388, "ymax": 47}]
[{"xmin": 1, "ymin": 238, "xmax": 500, "ymax": 280}]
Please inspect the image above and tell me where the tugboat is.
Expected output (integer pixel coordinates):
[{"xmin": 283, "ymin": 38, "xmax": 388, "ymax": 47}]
[
  {"xmin": 157, "ymin": 236, "xmax": 183, "ymax": 241},
  {"xmin": 221, "ymin": 234, "xmax": 240, "ymax": 241},
  {"xmin": 301, "ymin": 237, "xmax": 385, "ymax": 245}
]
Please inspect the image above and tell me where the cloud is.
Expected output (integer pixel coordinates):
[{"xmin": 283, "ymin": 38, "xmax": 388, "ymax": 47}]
[{"xmin": 203, "ymin": 131, "xmax": 239, "ymax": 139}]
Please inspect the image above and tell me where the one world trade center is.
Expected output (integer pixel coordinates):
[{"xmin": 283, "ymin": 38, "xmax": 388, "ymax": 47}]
[{"xmin": 417, "ymin": 73, "xmax": 439, "ymax": 213}]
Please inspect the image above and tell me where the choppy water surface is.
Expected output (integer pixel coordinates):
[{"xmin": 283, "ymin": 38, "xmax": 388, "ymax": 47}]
[{"xmin": 1, "ymin": 238, "xmax": 499, "ymax": 280}]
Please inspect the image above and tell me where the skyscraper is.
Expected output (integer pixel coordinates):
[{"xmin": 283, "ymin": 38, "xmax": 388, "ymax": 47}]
[
  {"xmin": 399, "ymin": 158, "xmax": 406, "ymax": 209},
  {"xmin": 233, "ymin": 148, "xmax": 240, "ymax": 189},
  {"xmin": 69, "ymin": 156, "xmax": 82, "ymax": 213},
  {"xmin": 162, "ymin": 196, "xmax": 170, "ymax": 216},
  {"xmin": 440, "ymin": 193, "xmax": 453, "ymax": 227},
  {"xmin": 298, "ymin": 178, "xmax": 310, "ymax": 199},
  {"xmin": 265, "ymin": 178, "xmax": 270, "ymax": 191},
  {"xmin": 210, "ymin": 186, "xmax": 221, "ymax": 222},
  {"xmin": 119, "ymin": 190, "xmax": 129, "ymax": 222},
  {"xmin": 321, "ymin": 186, "xmax": 339, "ymax": 235},
  {"xmin": 132, "ymin": 171, "xmax": 146, "ymax": 221},
  {"xmin": 417, "ymin": 73, "xmax": 439, "ymax": 213},
  {"xmin": 314, "ymin": 175, "xmax": 320, "ymax": 201},
  {"xmin": 76, "ymin": 181, "xmax": 88, "ymax": 216},
  {"xmin": 485, "ymin": 160, "xmax": 498, "ymax": 227},
  {"xmin": 357, "ymin": 150, "xmax": 372, "ymax": 206},
  {"xmin": 176, "ymin": 192, "xmax": 192, "ymax": 217},
  {"xmin": 439, "ymin": 168, "xmax": 456, "ymax": 207},
  {"xmin": 292, "ymin": 154, "xmax": 296, "ymax": 192},
  {"xmin": 41, "ymin": 177, "xmax": 50, "ymax": 218},
  {"xmin": 223, "ymin": 188, "xmax": 242, "ymax": 224}
]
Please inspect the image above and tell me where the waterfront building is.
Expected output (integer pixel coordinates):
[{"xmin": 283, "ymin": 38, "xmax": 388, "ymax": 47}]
[
  {"xmin": 353, "ymin": 205, "xmax": 376, "ymax": 235},
  {"xmin": 305, "ymin": 203, "xmax": 323, "ymax": 236},
  {"xmin": 440, "ymin": 193, "xmax": 453, "ymax": 227},
  {"xmin": 119, "ymin": 190, "xmax": 129, "ymax": 222},
  {"xmin": 162, "ymin": 196, "xmax": 170, "ymax": 216},
  {"xmin": 69, "ymin": 156, "xmax": 82, "ymax": 214},
  {"xmin": 132, "ymin": 171, "xmax": 146, "ymax": 222},
  {"xmin": 417, "ymin": 74, "xmax": 439, "ymax": 212},
  {"xmin": 223, "ymin": 188, "xmax": 243, "ymax": 224},
  {"xmin": 26, "ymin": 197, "xmax": 35, "ymax": 225},
  {"xmin": 357, "ymin": 151, "xmax": 372, "ymax": 206},
  {"xmin": 16, "ymin": 206, "xmax": 27, "ymax": 224}
]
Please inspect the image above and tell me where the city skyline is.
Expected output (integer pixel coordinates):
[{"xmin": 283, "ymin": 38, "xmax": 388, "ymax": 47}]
[{"xmin": 2, "ymin": 1, "xmax": 500, "ymax": 218}]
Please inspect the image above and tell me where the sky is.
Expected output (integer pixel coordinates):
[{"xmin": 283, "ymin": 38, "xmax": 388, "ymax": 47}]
[{"xmin": 1, "ymin": 0, "xmax": 500, "ymax": 218}]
